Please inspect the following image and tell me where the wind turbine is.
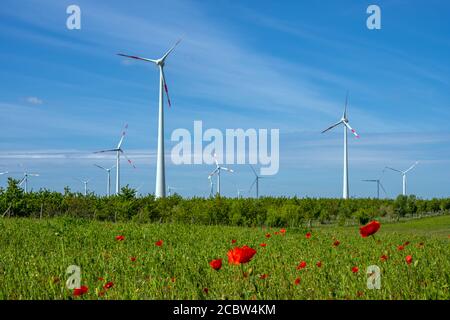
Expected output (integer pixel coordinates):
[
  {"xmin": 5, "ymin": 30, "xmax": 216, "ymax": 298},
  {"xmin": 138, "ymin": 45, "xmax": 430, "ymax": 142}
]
[
  {"xmin": 94, "ymin": 124, "xmax": 136, "ymax": 195},
  {"xmin": 118, "ymin": 39, "xmax": 182, "ymax": 198},
  {"xmin": 75, "ymin": 178, "xmax": 90, "ymax": 196},
  {"xmin": 167, "ymin": 186, "xmax": 181, "ymax": 196},
  {"xmin": 19, "ymin": 171, "xmax": 39, "ymax": 193},
  {"xmin": 321, "ymin": 92, "xmax": 360, "ymax": 199},
  {"xmin": 208, "ymin": 175, "xmax": 215, "ymax": 197},
  {"xmin": 248, "ymin": 165, "xmax": 270, "ymax": 198},
  {"xmin": 362, "ymin": 179, "xmax": 387, "ymax": 199},
  {"xmin": 236, "ymin": 188, "xmax": 246, "ymax": 198},
  {"xmin": 385, "ymin": 161, "xmax": 419, "ymax": 196},
  {"xmin": 208, "ymin": 153, "xmax": 234, "ymax": 196},
  {"xmin": 94, "ymin": 164, "xmax": 116, "ymax": 197}
]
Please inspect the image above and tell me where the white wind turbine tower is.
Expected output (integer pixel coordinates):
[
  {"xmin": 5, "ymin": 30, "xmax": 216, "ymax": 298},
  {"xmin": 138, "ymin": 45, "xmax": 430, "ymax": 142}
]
[
  {"xmin": 362, "ymin": 178, "xmax": 387, "ymax": 199},
  {"xmin": 385, "ymin": 161, "xmax": 419, "ymax": 196},
  {"xmin": 118, "ymin": 39, "xmax": 182, "ymax": 198},
  {"xmin": 75, "ymin": 178, "xmax": 90, "ymax": 196},
  {"xmin": 19, "ymin": 171, "xmax": 39, "ymax": 193},
  {"xmin": 208, "ymin": 153, "xmax": 234, "ymax": 196},
  {"xmin": 94, "ymin": 164, "xmax": 116, "ymax": 197},
  {"xmin": 321, "ymin": 92, "xmax": 360, "ymax": 199},
  {"xmin": 95, "ymin": 124, "xmax": 136, "ymax": 195}
]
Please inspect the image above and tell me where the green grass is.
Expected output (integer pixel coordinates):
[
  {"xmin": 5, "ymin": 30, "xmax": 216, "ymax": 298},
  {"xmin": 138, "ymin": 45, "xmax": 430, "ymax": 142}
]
[{"xmin": 0, "ymin": 216, "xmax": 448, "ymax": 300}]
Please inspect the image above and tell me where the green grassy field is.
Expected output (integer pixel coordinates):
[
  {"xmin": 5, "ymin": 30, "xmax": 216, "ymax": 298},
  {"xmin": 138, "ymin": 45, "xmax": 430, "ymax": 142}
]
[{"xmin": 0, "ymin": 215, "xmax": 449, "ymax": 300}]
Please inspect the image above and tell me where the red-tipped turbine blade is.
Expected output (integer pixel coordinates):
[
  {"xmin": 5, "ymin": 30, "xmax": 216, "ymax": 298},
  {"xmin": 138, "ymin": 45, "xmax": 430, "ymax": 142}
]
[
  {"xmin": 161, "ymin": 68, "xmax": 172, "ymax": 108},
  {"xmin": 117, "ymin": 54, "xmax": 154, "ymax": 63}
]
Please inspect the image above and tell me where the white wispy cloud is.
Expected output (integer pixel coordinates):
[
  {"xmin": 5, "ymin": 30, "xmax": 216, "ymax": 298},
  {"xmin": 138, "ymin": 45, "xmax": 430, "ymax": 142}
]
[{"xmin": 26, "ymin": 96, "xmax": 43, "ymax": 105}]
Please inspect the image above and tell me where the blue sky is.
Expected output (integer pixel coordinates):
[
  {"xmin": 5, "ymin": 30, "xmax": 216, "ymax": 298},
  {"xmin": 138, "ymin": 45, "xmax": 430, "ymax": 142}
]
[{"xmin": 0, "ymin": 0, "xmax": 449, "ymax": 198}]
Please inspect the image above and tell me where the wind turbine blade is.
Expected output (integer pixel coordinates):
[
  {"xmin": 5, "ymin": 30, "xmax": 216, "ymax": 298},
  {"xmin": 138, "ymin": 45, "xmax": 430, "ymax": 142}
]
[
  {"xmin": 208, "ymin": 168, "xmax": 219, "ymax": 177},
  {"xmin": 379, "ymin": 182, "xmax": 387, "ymax": 195},
  {"xmin": 94, "ymin": 164, "xmax": 107, "ymax": 171},
  {"xmin": 161, "ymin": 67, "xmax": 172, "ymax": 108},
  {"xmin": 18, "ymin": 177, "xmax": 26, "ymax": 186},
  {"xmin": 385, "ymin": 166, "xmax": 402, "ymax": 174},
  {"xmin": 249, "ymin": 164, "xmax": 257, "ymax": 177},
  {"xmin": 343, "ymin": 91, "xmax": 349, "ymax": 119},
  {"xmin": 220, "ymin": 167, "xmax": 233, "ymax": 173},
  {"xmin": 362, "ymin": 179, "xmax": 377, "ymax": 182},
  {"xmin": 117, "ymin": 53, "xmax": 157, "ymax": 63},
  {"xmin": 121, "ymin": 151, "xmax": 136, "ymax": 169},
  {"xmin": 94, "ymin": 149, "xmax": 119, "ymax": 154},
  {"xmin": 29, "ymin": 173, "xmax": 39, "ymax": 177},
  {"xmin": 160, "ymin": 38, "xmax": 182, "ymax": 62},
  {"xmin": 321, "ymin": 121, "xmax": 342, "ymax": 134},
  {"xmin": 117, "ymin": 123, "xmax": 129, "ymax": 149},
  {"xmin": 404, "ymin": 161, "xmax": 419, "ymax": 174},
  {"xmin": 344, "ymin": 122, "xmax": 360, "ymax": 138},
  {"xmin": 248, "ymin": 179, "xmax": 257, "ymax": 194},
  {"xmin": 213, "ymin": 153, "xmax": 219, "ymax": 166}
]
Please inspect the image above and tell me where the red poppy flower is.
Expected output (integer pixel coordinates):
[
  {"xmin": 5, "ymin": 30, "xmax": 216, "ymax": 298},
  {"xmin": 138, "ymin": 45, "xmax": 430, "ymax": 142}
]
[
  {"xmin": 294, "ymin": 277, "xmax": 301, "ymax": 285},
  {"xmin": 297, "ymin": 261, "xmax": 307, "ymax": 270},
  {"xmin": 405, "ymin": 255, "xmax": 413, "ymax": 265},
  {"xmin": 333, "ymin": 240, "xmax": 340, "ymax": 247},
  {"xmin": 103, "ymin": 281, "xmax": 114, "ymax": 290},
  {"xmin": 155, "ymin": 240, "xmax": 163, "ymax": 247},
  {"xmin": 403, "ymin": 241, "xmax": 410, "ymax": 246},
  {"xmin": 359, "ymin": 220, "xmax": 381, "ymax": 238},
  {"xmin": 259, "ymin": 274, "xmax": 268, "ymax": 280},
  {"xmin": 97, "ymin": 277, "xmax": 104, "ymax": 281},
  {"xmin": 227, "ymin": 245, "xmax": 257, "ymax": 265},
  {"xmin": 231, "ymin": 239, "xmax": 237, "ymax": 244},
  {"xmin": 209, "ymin": 258, "xmax": 223, "ymax": 271},
  {"xmin": 351, "ymin": 266, "xmax": 359, "ymax": 273},
  {"xmin": 316, "ymin": 261, "xmax": 322, "ymax": 268},
  {"xmin": 380, "ymin": 255, "xmax": 388, "ymax": 262},
  {"xmin": 305, "ymin": 232, "xmax": 311, "ymax": 239},
  {"xmin": 260, "ymin": 243, "xmax": 267, "ymax": 247},
  {"xmin": 73, "ymin": 285, "xmax": 88, "ymax": 296},
  {"xmin": 115, "ymin": 235, "xmax": 125, "ymax": 241},
  {"xmin": 274, "ymin": 231, "xmax": 280, "ymax": 235},
  {"xmin": 265, "ymin": 233, "xmax": 271, "ymax": 238},
  {"xmin": 397, "ymin": 245, "xmax": 404, "ymax": 251},
  {"xmin": 280, "ymin": 228, "xmax": 286, "ymax": 234},
  {"xmin": 203, "ymin": 288, "xmax": 209, "ymax": 294},
  {"xmin": 130, "ymin": 257, "xmax": 136, "ymax": 262}
]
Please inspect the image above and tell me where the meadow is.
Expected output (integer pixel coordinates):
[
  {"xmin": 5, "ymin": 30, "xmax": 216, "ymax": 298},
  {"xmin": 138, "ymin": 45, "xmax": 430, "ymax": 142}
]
[{"xmin": 0, "ymin": 215, "xmax": 448, "ymax": 300}]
